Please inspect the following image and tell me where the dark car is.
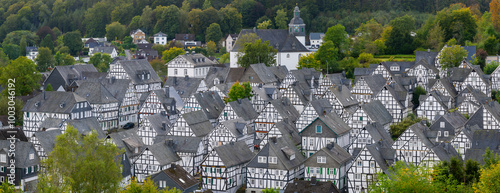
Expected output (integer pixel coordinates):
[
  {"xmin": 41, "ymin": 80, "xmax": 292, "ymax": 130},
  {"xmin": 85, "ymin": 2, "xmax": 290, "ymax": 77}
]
[{"xmin": 123, "ymin": 122, "xmax": 135, "ymax": 129}]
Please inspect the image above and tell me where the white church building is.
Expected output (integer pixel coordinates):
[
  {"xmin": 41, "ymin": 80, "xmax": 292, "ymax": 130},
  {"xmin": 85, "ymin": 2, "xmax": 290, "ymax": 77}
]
[{"xmin": 230, "ymin": 6, "xmax": 310, "ymax": 70}]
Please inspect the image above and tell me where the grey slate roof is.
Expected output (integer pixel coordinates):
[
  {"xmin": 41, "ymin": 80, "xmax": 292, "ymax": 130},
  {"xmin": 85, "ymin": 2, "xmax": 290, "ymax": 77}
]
[
  {"xmin": 290, "ymin": 68, "xmax": 321, "ymax": 88},
  {"xmin": 305, "ymin": 142, "xmax": 351, "ymax": 168},
  {"xmin": 67, "ymin": 117, "xmax": 106, "ymax": 138},
  {"xmin": 462, "ymin": 45, "xmax": 476, "ymax": 63},
  {"xmin": 194, "ymin": 91, "xmax": 225, "ymax": 119},
  {"xmin": 419, "ymin": 90, "xmax": 451, "ymax": 110},
  {"xmin": 115, "ymin": 59, "xmax": 162, "ymax": 85},
  {"xmin": 268, "ymin": 66, "xmax": 289, "ymax": 83},
  {"xmin": 100, "ymin": 79, "xmax": 132, "ymax": 103},
  {"xmin": 449, "ymin": 67, "xmax": 472, "ymax": 82},
  {"xmin": 171, "ymin": 53, "xmax": 220, "ymax": 68},
  {"xmin": 465, "ymin": 130, "xmax": 500, "ymax": 164},
  {"xmin": 381, "ymin": 61, "xmax": 414, "ymax": 76},
  {"xmin": 317, "ymin": 112, "xmax": 351, "ymax": 136},
  {"xmin": 269, "ymin": 97, "xmax": 301, "ymax": 123},
  {"xmin": 247, "ymin": 137, "xmax": 306, "ymax": 170},
  {"xmin": 411, "ymin": 57, "xmax": 438, "ymax": 73},
  {"xmin": 220, "ymin": 118, "xmax": 248, "ymax": 138},
  {"xmin": 74, "ymin": 81, "xmax": 119, "ymax": 104},
  {"xmin": 204, "ymin": 67, "xmax": 230, "ymax": 88},
  {"xmin": 44, "ymin": 64, "xmax": 98, "ymax": 88},
  {"xmin": 329, "ymin": 85, "xmax": 359, "ymax": 107},
  {"xmin": 107, "ymin": 128, "xmax": 145, "ymax": 158},
  {"xmin": 90, "ymin": 46, "xmax": 116, "ymax": 56},
  {"xmin": 144, "ymin": 114, "xmax": 172, "ymax": 136},
  {"xmin": 309, "ymin": 33, "xmax": 324, "ymax": 40},
  {"xmin": 366, "ymin": 140, "xmax": 396, "ymax": 174},
  {"xmin": 232, "ymin": 29, "xmax": 309, "ymax": 52},
  {"xmin": 365, "ymin": 122, "xmax": 394, "ymax": 144},
  {"xmin": 415, "ymin": 50, "xmax": 439, "ymax": 66},
  {"xmin": 284, "ymin": 180, "xmax": 340, "ymax": 193},
  {"xmin": 361, "ymin": 101, "xmax": 393, "ymax": 126},
  {"xmin": 354, "ymin": 67, "xmax": 375, "ymax": 77},
  {"xmin": 483, "ymin": 101, "xmax": 500, "ymax": 125},
  {"xmin": 274, "ymin": 121, "xmax": 301, "ymax": 145},
  {"xmin": 428, "ymin": 78, "xmax": 458, "ymax": 98},
  {"xmin": 154, "ymin": 135, "xmax": 202, "ymax": 153},
  {"xmin": 354, "ymin": 74, "xmax": 386, "ymax": 95},
  {"xmin": 431, "ymin": 142, "xmax": 462, "ymax": 163},
  {"xmin": 227, "ymin": 98, "xmax": 259, "ymax": 121},
  {"xmin": 182, "ymin": 110, "xmax": 213, "ymax": 137},
  {"xmin": 214, "ymin": 141, "xmax": 254, "ymax": 167},
  {"xmin": 0, "ymin": 140, "xmax": 39, "ymax": 168},
  {"xmin": 310, "ymin": 98, "xmax": 334, "ymax": 115},
  {"xmin": 326, "ymin": 73, "xmax": 352, "ymax": 88},
  {"xmin": 290, "ymin": 82, "xmax": 314, "ymax": 105},
  {"xmin": 22, "ymin": 91, "xmax": 87, "ymax": 114},
  {"xmin": 164, "ymin": 76, "xmax": 203, "ymax": 99},
  {"xmin": 34, "ymin": 129, "xmax": 62, "ymax": 155},
  {"xmin": 437, "ymin": 112, "xmax": 467, "ymax": 131},
  {"xmin": 148, "ymin": 140, "xmax": 181, "ymax": 165},
  {"xmin": 149, "ymin": 164, "xmax": 199, "ymax": 191}
]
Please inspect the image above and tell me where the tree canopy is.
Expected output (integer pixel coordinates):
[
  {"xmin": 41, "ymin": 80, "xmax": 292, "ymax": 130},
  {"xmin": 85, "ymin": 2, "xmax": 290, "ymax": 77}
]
[
  {"xmin": 226, "ymin": 81, "xmax": 253, "ymax": 103},
  {"xmin": 440, "ymin": 45, "xmax": 468, "ymax": 69},
  {"xmin": 237, "ymin": 39, "xmax": 277, "ymax": 67},
  {"xmin": 0, "ymin": 57, "xmax": 41, "ymax": 96}
]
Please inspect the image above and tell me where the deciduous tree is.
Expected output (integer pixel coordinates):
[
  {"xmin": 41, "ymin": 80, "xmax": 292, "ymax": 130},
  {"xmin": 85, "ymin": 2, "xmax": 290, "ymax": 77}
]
[
  {"xmin": 40, "ymin": 34, "xmax": 55, "ymax": 52},
  {"xmin": 63, "ymin": 31, "xmax": 83, "ymax": 56},
  {"xmin": 162, "ymin": 47, "xmax": 185, "ymax": 63},
  {"xmin": 89, "ymin": 53, "xmax": 113, "ymax": 73},
  {"xmin": 0, "ymin": 57, "xmax": 41, "ymax": 96},
  {"xmin": 106, "ymin": 22, "xmax": 126, "ymax": 41},
  {"xmin": 298, "ymin": 53, "xmax": 320, "ymax": 71},
  {"xmin": 474, "ymin": 161, "xmax": 500, "ymax": 192},
  {"xmin": 227, "ymin": 81, "xmax": 253, "ymax": 103},
  {"xmin": 440, "ymin": 45, "xmax": 468, "ymax": 69},
  {"xmin": 323, "ymin": 24, "xmax": 349, "ymax": 58},
  {"xmin": 386, "ymin": 15, "xmax": 416, "ymax": 54},
  {"xmin": 37, "ymin": 126, "xmax": 123, "ymax": 192},
  {"xmin": 206, "ymin": 41, "xmax": 217, "ymax": 56},
  {"xmin": 36, "ymin": 47, "xmax": 55, "ymax": 72},
  {"xmin": 237, "ymin": 39, "xmax": 277, "ymax": 67},
  {"xmin": 491, "ymin": 0, "xmax": 500, "ymax": 31},
  {"xmin": 274, "ymin": 9, "xmax": 288, "ymax": 29},
  {"xmin": 219, "ymin": 5, "xmax": 242, "ymax": 34},
  {"xmin": 205, "ymin": 23, "xmax": 223, "ymax": 43}
]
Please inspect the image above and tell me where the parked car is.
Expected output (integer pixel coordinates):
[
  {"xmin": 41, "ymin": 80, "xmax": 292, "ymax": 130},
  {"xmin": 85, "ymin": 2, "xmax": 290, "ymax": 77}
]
[{"xmin": 123, "ymin": 122, "xmax": 135, "ymax": 129}]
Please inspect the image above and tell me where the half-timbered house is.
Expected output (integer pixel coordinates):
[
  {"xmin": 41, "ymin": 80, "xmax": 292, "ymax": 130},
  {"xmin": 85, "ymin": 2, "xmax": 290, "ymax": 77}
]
[
  {"xmin": 351, "ymin": 75, "xmax": 385, "ymax": 104},
  {"xmin": 30, "ymin": 129, "xmax": 61, "ymax": 160},
  {"xmin": 106, "ymin": 128, "xmax": 145, "ymax": 186},
  {"xmin": 254, "ymin": 97, "xmax": 299, "ymax": 143},
  {"xmin": 107, "ymin": 59, "xmax": 162, "ymax": 96},
  {"xmin": 218, "ymin": 98, "xmax": 259, "ymax": 123},
  {"xmin": 168, "ymin": 110, "xmax": 213, "ymax": 155},
  {"xmin": 304, "ymin": 142, "xmax": 351, "ymax": 191},
  {"xmin": 246, "ymin": 137, "xmax": 306, "ymax": 192},
  {"xmin": 251, "ymin": 85, "xmax": 279, "ymax": 112},
  {"xmin": 133, "ymin": 140, "xmax": 181, "ymax": 182},
  {"xmin": 349, "ymin": 122, "xmax": 394, "ymax": 158},
  {"xmin": 180, "ymin": 91, "xmax": 225, "ymax": 122},
  {"xmin": 284, "ymin": 179, "xmax": 341, "ymax": 193},
  {"xmin": 374, "ymin": 84, "xmax": 411, "ymax": 123},
  {"xmin": 295, "ymin": 99, "xmax": 333, "ymax": 132},
  {"xmin": 405, "ymin": 59, "xmax": 439, "ymax": 90},
  {"xmin": 491, "ymin": 63, "xmax": 500, "ymax": 90},
  {"xmin": 300, "ymin": 112, "xmax": 351, "ymax": 157},
  {"xmin": 166, "ymin": 53, "xmax": 221, "ymax": 78},
  {"xmin": 347, "ymin": 139, "xmax": 395, "ymax": 193},
  {"xmin": 449, "ymin": 65, "xmax": 491, "ymax": 95},
  {"xmin": 281, "ymin": 82, "xmax": 314, "ymax": 112},
  {"xmin": 348, "ymin": 100, "xmax": 393, "ymax": 140},
  {"xmin": 208, "ymin": 118, "xmax": 253, "ymax": 152},
  {"xmin": 22, "ymin": 91, "xmax": 92, "ymax": 138},
  {"xmin": 451, "ymin": 110, "xmax": 482, "ymax": 159},
  {"xmin": 416, "ymin": 91, "xmax": 452, "ymax": 122},
  {"xmin": 138, "ymin": 89, "xmax": 179, "ymax": 122},
  {"xmin": 154, "ymin": 136, "xmax": 205, "ymax": 176},
  {"xmin": 238, "ymin": 63, "xmax": 279, "ymax": 87},
  {"xmin": 260, "ymin": 121, "xmax": 301, "ymax": 148},
  {"xmin": 164, "ymin": 76, "xmax": 207, "ymax": 102},
  {"xmin": 43, "ymin": 64, "xmax": 98, "ymax": 91},
  {"xmin": 428, "ymin": 78, "xmax": 458, "ymax": 99},
  {"xmin": 0, "ymin": 140, "xmax": 40, "ymax": 191},
  {"xmin": 95, "ymin": 79, "xmax": 142, "ymax": 128},
  {"xmin": 137, "ymin": 114, "xmax": 171, "ymax": 145},
  {"xmin": 464, "ymin": 130, "xmax": 500, "ymax": 164},
  {"xmin": 74, "ymin": 81, "xmax": 119, "ymax": 130},
  {"xmin": 322, "ymin": 85, "xmax": 359, "ymax": 121},
  {"xmin": 149, "ymin": 164, "xmax": 199, "ymax": 193},
  {"xmin": 201, "ymin": 141, "xmax": 254, "ymax": 193},
  {"xmin": 456, "ymin": 85, "xmax": 490, "ymax": 116}
]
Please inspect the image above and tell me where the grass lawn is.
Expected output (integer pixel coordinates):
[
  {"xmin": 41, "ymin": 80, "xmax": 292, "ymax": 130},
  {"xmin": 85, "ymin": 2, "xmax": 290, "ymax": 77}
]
[{"xmin": 374, "ymin": 54, "xmax": 415, "ymax": 62}]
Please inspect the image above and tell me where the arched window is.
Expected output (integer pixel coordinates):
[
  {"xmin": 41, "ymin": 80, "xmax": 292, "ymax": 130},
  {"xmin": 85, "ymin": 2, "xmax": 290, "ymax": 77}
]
[{"xmin": 287, "ymin": 54, "xmax": 290, "ymax": 58}]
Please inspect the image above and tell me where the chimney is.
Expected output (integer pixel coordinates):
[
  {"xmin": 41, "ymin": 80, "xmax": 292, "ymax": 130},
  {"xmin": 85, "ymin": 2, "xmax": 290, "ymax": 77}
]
[
  {"xmin": 270, "ymin": 137, "xmax": 277, "ymax": 144},
  {"xmin": 311, "ymin": 177, "xmax": 317, "ymax": 185},
  {"xmin": 323, "ymin": 110, "xmax": 327, "ymax": 115}
]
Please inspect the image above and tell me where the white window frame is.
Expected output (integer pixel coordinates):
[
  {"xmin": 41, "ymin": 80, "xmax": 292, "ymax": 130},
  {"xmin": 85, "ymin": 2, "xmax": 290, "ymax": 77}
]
[
  {"xmin": 258, "ymin": 156, "xmax": 267, "ymax": 163},
  {"xmin": 0, "ymin": 154, "xmax": 6, "ymax": 163},
  {"xmin": 317, "ymin": 156, "xmax": 326, "ymax": 163}
]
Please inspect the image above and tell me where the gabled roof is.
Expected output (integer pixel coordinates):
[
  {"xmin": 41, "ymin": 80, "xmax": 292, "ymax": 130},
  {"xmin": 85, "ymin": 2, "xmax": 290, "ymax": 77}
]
[
  {"xmin": 290, "ymin": 68, "xmax": 321, "ymax": 88},
  {"xmin": 483, "ymin": 101, "xmax": 500, "ymax": 124},
  {"xmin": 144, "ymin": 114, "xmax": 171, "ymax": 135},
  {"xmin": 114, "ymin": 59, "xmax": 162, "ymax": 84},
  {"xmin": 284, "ymin": 180, "xmax": 340, "ymax": 193},
  {"xmin": 415, "ymin": 50, "xmax": 438, "ymax": 66},
  {"xmin": 419, "ymin": 90, "xmax": 451, "ymax": 110},
  {"xmin": 175, "ymin": 34, "xmax": 195, "ymax": 41},
  {"xmin": 274, "ymin": 121, "xmax": 301, "ymax": 145},
  {"xmin": 462, "ymin": 46, "xmax": 476, "ymax": 62},
  {"xmin": 354, "ymin": 74, "xmax": 386, "ymax": 95},
  {"xmin": 365, "ymin": 140, "xmax": 396, "ymax": 173},
  {"xmin": 204, "ymin": 67, "xmax": 230, "ymax": 88},
  {"xmin": 154, "ymin": 136, "xmax": 202, "ymax": 153},
  {"xmin": 251, "ymin": 85, "xmax": 275, "ymax": 102},
  {"xmin": 220, "ymin": 118, "xmax": 248, "ymax": 138},
  {"xmin": 247, "ymin": 137, "xmax": 305, "ymax": 170},
  {"xmin": 0, "ymin": 140, "xmax": 39, "ymax": 168},
  {"xmin": 153, "ymin": 32, "xmax": 167, "ymax": 37},
  {"xmin": 449, "ymin": 67, "xmax": 472, "ymax": 82},
  {"xmin": 269, "ymin": 97, "xmax": 300, "ymax": 123},
  {"xmin": 326, "ymin": 73, "xmax": 352, "ymax": 88},
  {"xmin": 354, "ymin": 67, "xmax": 375, "ymax": 77},
  {"xmin": 329, "ymin": 85, "xmax": 359, "ymax": 107},
  {"xmin": 147, "ymin": 140, "xmax": 181, "ymax": 165},
  {"xmin": 170, "ymin": 53, "xmax": 219, "ymax": 67},
  {"xmin": 74, "ymin": 81, "xmax": 119, "ymax": 104},
  {"xmin": 380, "ymin": 84, "xmax": 407, "ymax": 108},
  {"xmin": 182, "ymin": 110, "xmax": 213, "ymax": 137},
  {"xmin": 90, "ymin": 46, "xmax": 116, "ymax": 55},
  {"xmin": 228, "ymin": 98, "xmax": 259, "ymax": 121},
  {"xmin": 214, "ymin": 141, "xmax": 254, "ymax": 167},
  {"xmin": 316, "ymin": 112, "xmax": 351, "ymax": 136},
  {"xmin": 290, "ymin": 82, "xmax": 314, "ymax": 105},
  {"xmin": 45, "ymin": 64, "xmax": 98, "ymax": 86},
  {"xmin": 268, "ymin": 66, "xmax": 289, "ymax": 82},
  {"xmin": 149, "ymin": 164, "xmax": 198, "ymax": 191},
  {"xmin": 428, "ymin": 78, "xmax": 458, "ymax": 98},
  {"xmin": 465, "ymin": 130, "xmax": 500, "ymax": 164},
  {"xmin": 365, "ymin": 122, "xmax": 393, "ymax": 144},
  {"xmin": 411, "ymin": 58, "xmax": 439, "ymax": 73},
  {"xmin": 164, "ymin": 76, "xmax": 203, "ymax": 99},
  {"xmin": 34, "ymin": 129, "xmax": 62, "ymax": 155},
  {"xmin": 429, "ymin": 112, "xmax": 467, "ymax": 135},
  {"xmin": 67, "ymin": 117, "xmax": 106, "ymax": 138},
  {"xmin": 100, "ymin": 79, "xmax": 132, "ymax": 102},
  {"xmin": 381, "ymin": 61, "xmax": 414, "ymax": 76},
  {"xmin": 309, "ymin": 98, "xmax": 333, "ymax": 115},
  {"xmin": 305, "ymin": 142, "xmax": 351, "ymax": 168},
  {"xmin": 309, "ymin": 33, "xmax": 324, "ymax": 40},
  {"xmin": 107, "ymin": 128, "xmax": 145, "ymax": 158},
  {"xmin": 361, "ymin": 101, "xmax": 393, "ymax": 126},
  {"xmin": 232, "ymin": 29, "xmax": 309, "ymax": 52},
  {"xmin": 431, "ymin": 142, "xmax": 462, "ymax": 163},
  {"xmin": 22, "ymin": 91, "xmax": 87, "ymax": 114},
  {"xmin": 194, "ymin": 91, "xmax": 225, "ymax": 119}
]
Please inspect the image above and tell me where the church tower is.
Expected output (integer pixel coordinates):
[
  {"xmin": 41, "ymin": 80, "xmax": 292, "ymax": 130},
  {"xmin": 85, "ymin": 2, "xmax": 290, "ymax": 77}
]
[{"xmin": 288, "ymin": 5, "xmax": 306, "ymax": 47}]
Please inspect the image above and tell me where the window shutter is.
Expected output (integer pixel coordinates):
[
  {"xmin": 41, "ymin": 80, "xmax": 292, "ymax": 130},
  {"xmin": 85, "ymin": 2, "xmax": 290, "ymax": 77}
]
[
  {"xmin": 219, "ymin": 168, "xmax": 221, "ymax": 174},
  {"xmin": 320, "ymin": 168, "xmax": 322, "ymax": 174},
  {"xmin": 307, "ymin": 167, "xmax": 309, "ymax": 174},
  {"xmin": 327, "ymin": 168, "xmax": 329, "ymax": 175},
  {"xmin": 334, "ymin": 168, "xmax": 337, "ymax": 175}
]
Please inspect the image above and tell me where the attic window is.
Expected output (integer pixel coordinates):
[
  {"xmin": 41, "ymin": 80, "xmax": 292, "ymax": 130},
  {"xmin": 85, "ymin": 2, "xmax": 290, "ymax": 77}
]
[
  {"xmin": 317, "ymin": 156, "xmax": 326, "ymax": 163},
  {"xmin": 258, "ymin": 156, "xmax": 267, "ymax": 163},
  {"xmin": 269, "ymin": 156, "xmax": 277, "ymax": 164},
  {"xmin": 0, "ymin": 154, "xmax": 5, "ymax": 163},
  {"xmin": 249, "ymin": 76, "xmax": 253, "ymax": 80},
  {"xmin": 29, "ymin": 153, "xmax": 34, "ymax": 160},
  {"xmin": 390, "ymin": 66, "xmax": 400, "ymax": 71},
  {"xmin": 440, "ymin": 122, "xmax": 445, "ymax": 128}
]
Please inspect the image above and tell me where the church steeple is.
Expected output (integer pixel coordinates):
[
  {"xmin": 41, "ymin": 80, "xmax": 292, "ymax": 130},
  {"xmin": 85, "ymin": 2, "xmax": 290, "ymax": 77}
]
[{"xmin": 288, "ymin": 5, "xmax": 306, "ymax": 46}]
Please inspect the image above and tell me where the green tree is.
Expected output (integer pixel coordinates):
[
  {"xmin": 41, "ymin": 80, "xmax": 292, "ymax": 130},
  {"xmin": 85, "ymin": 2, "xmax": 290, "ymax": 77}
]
[
  {"xmin": 150, "ymin": 59, "xmax": 167, "ymax": 77},
  {"xmin": 90, "ymin": 53, "xmax": 113, "ymax": 72},
  {"xmin": 154, "ymin": 5, "xmax": 181, "ymax": 38},
  {"xmin": 237, "ymin": 39, "xmax": 277, "ymax": 67},
  {"xmin": 315, "ymin": 41, "xmax": 339, "ymax": 73},
  {"xmin": 121, "ymin": 177, "xmax": 181, "ymax": 193},
  {"xmin": 440, "ymin": 45, "xmax": 468, "ymax": 69},
  {"xmin": 37, "ymin": 126, "xmax": 123, "ymax": 192},
  {"xmin": 389, "ymin": 114, "xmax": 422, "ymax": 140},
  {"xmin": 0, "ymin": 96, "xmax": 24, "ymax": 126},
  {"xmin": 474, "ymin": 162, "xmax": 500, "ymax": 192},
  {"xmin": 323, "ymin": 24, "xmax": 349, "ymax": 58},
  {"xmin": 127, "ymin": 16, "xmax": 142, "ymax": 33},
  {"xmin": 412, "ymin": 85, "xmax": 427, "ymax": 108},
  {"xmin": 140, "ymin": 6, "xmax": 155, "ymax": 34},
  {"xmin": 483, "ymin": 35, "xmax": 498, "ymax": 55},
  {"xmin": 257, "ymin": 20, "xmax": 272, "ymax": 29},
  {"xmin": 227, "ymin": 81, "xmax": 253, "ymax": 103},
  {"xmin": 274, "ymin": 9, "xmax": 288, "ymax": 29},
  {"xmin": 54, "ymin": 52, "xmax": 76, "ymax": 66},
  {"xmin": 36, "ymin": 47, "xmax": 55, "ymax": 72},
  {"xmin": 162, "ymin": 47, "xmax": 185, "ymax": 63},
  {"xmin": 436, "ymin": 6, "xmax": 477, "ymax": 45},
  {"xmin": 484, "ymin": 61, "xmax": 499, "ymax": 75},
  {"xmin": 46, "ymin": 84, "xmax": 53, "ymax": 91},
  {"xmin": 426, "ymin": 22, "xmax": 445, "ymax": 51},
  {"xmin": 202, "ymin": 0, "xmax": 212, "ymax": 9},
  {"xmin": 40, "ymin": 34, "xmax": 55, "ymax": 52},
  {"xmin": 219, "ymin": 5, "xmax": 242, "ymax": 34},
  {"xmin": 205, "ymin": 23, "xmax": 223, "ymax": 43},
  {"xmin": 219, "ymin": 53, "xmax": 230, "ymax": 64},
  {"xmin": 63, "ymin": 31, "xmax": 83, "ymax": 56},
  {"xmin": 298, "ymin": 53, "xmax": 320, "ymax": 71},
  {"xmin": 3, "ymin": 44, "xmax": 20, "ymax": 60},
  {"xmin": 358, "ymin": 52, "xmax": 376, "ymax": 64},
  {"xmin": 84, "ymin": 2, "xmax": 111, "ymax": 37},
  {"xmin": 483, "ymin": 147, "xmax": 500, "ymax": 170},
  {"xmin": 370, "ymin": 161, "xmax": 438, "ymax": 193},
  {"xmin": 0, "ymin": 57, "xmax": 42, "ymax": 96},
  {"xmin": 106, "ymin": 22, "xmax": 126, "ymax": 41},
  {"xmin": 386, "ymin": 15, "xmax": 416, "ymax": 54},
  {"xmin": 262, "ymin": 188, "xmax": 280, "ymax": 193},
  {"xmin": 207, "ymin": 41, "xmax": 217, "ymax": 56},
  {"xmin": 19, "ymin": 35, "xmax": 27, "ymax": 56}
]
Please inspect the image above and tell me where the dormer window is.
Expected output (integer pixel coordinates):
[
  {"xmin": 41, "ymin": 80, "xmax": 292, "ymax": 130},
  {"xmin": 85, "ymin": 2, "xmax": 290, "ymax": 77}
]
[{"xmin": 390, "ymin": 66, "xmax": 400, "ymax": 71}]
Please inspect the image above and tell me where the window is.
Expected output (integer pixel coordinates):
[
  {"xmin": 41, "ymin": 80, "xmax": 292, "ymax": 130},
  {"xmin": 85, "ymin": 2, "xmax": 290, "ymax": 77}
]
[
  {"xmin": 0, "ymin": 154, "xmax": 5, "ymax": 163},
  {"xmin": 444, "ymin": 131, "xmax": 449, "ymax": 137},
  {"xmin": 355, "ymin": 174, "xmax": 361, "ymax": 180},
  {"xmin": 360, "ymin": 116, "xmax": 363, "ymax": 121},
  {"xmin": 29, "ymin": 153, "xmax": 34, "ymax": 160},
  {"xmin": 174, "ymin": 69, "xmax": 178, "ymax": 75},
  {"xmin": 286, "ymin": 54, "xmax": 290, "ymax": 58},
  {"xmin": 0, "ymin": 166, "xmax": 3, "ymax": 172},
  {"xmin": 317, "ymin": 156, "xmax": 326, "ymax": 163},
  {"xmin": 437, "ymin": 131, "xmax": 441, "ymax": 137},
  {"xmin": 309, "ymin": 139, "xmax": 314, "ymax": 146},
  {"xmin": 316, "ymin": 125, "xmax": 322, "ymax": 133},
  {"xmin": 269, "ymin": 156, "xmax": 277, "ymax": 164},
  {"xmin": 440, "ymin": 122, "xmax": 445, "ymax": 128},
  {"xmin": 357, "ymin": 160, "xmax": 362, "ymax": 167},
  {"xmin": 184, "ymin": 69, "xmax": 187, "ymax": 75},
  {"xmin": 258, "ymin": 156, "xmax": 267, "ymax": 163}
]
